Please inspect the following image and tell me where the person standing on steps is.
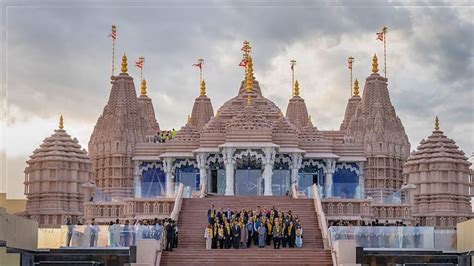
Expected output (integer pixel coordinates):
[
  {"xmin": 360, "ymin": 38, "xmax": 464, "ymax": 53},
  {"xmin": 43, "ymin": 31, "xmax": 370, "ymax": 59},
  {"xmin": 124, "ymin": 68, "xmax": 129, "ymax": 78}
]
[
  {"xmin": 258, "ymin": 222, "xmax": 266, "ymax": 248},
  {"xmin": 232, "ymin": 220, "xmax": 241, "ymax": 249},
  {"xmin": 212, "ymin": 221, "xmax": 218, "ymax": 249},
  {"xmin": 246, "ymin": 218, "xmax": 254, "ymax": 248},
  {"xmin": 207, "ymin": 204, "xmax": 216, "ymax": 225},
  {"xmin": 240, "ymin": 218, "xmax": 247, "ymax": 249},
  {"xmin": 273, "ymin": 218, "xmax": 282, "ymax": 249},
  {"xmin": 173, "ymin": 221, "xmax": 179, "ymax": 248},
  {"xmin": 224, "ymin": 221, "xmax": 232, "ymax": 249},
  {"xmin": 295, "ymin": 225, "xmax": 303, "ymax": 248},
  {"xmin": 288, "ymin": 221, "xmax": 296, "ymax": 248},
  {"xmin": 217, "ymin": 224, "xmax": 225, "ymax": 249},
  {"xmin": 204, "ymin": 224, "xmax": 213, "ymax": 250},
  {"xmin": 165, "ymin": 220, "xmax": 175, "ymax": 251}
]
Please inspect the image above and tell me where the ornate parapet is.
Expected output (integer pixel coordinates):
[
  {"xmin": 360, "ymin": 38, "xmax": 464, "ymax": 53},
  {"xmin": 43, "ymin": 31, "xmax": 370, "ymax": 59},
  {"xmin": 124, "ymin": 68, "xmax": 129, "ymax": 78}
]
[
  {"xmin": 322, "ymin": 198, "xmax": 413, "ymax": 224},
  {"xmin": 84, "ymin": 197, "xmax": 175, "ymax": 224}
]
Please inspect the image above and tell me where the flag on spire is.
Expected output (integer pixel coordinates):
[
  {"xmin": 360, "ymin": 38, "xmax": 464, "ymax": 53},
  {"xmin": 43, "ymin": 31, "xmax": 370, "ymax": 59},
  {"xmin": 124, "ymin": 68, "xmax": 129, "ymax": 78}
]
[
  {"xmin": 135, "ymin": 57, "xmax": 145, "ymax": 69},
  {"xmin": 239, "ymin": 58, "xmax": 248, "ymax": 67},
  {"xmin": 290, "ymin": 60, "xmax": 296, "ymax": 71},
  {"xmin": 193, "ymin": 59, "xmax": 203, "ymax": 69},
  {"xmin": 376, "ymin": 31, "xmax": 384, "ymax": 42},
  {"xmin": 348, "ymin": 56, "xmax": 354, "ymax": 70},
  {"xmin": 108, "ymin": 25, "xmax": 117, "ymax": 40}
]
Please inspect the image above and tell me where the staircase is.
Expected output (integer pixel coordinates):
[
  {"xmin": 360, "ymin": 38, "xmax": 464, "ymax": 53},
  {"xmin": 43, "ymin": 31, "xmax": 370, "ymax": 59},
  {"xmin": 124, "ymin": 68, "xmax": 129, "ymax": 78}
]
[{"xmin": 160, "ymin": 196, "xmax": 333, "ymax": 265}]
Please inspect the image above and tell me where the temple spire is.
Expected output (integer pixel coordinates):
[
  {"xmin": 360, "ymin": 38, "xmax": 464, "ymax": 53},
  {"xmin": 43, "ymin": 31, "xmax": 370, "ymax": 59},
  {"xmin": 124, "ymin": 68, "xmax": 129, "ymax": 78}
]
[
  {"xmin": 372, "ymin": 53, "xmax": 379, "ymax": 74},
  {"xmin": 435, "ymin": 116, "xmax": 440, "ymax": 131},
  {"xmin": 200, "ymin": 79, "xmax": 206, "ymax": 96},
  {"xmin": 293, "ymin": 80, "xmax": 300, "ymax": 97},
  {"xmin": 59, "ymin": 115, "xmax": 64, "ymax": 129},
  {"xmin": 121, "ymin": 53, "xmax": 128, "ymax": 74},
  {"xmin": 353, "ymin": 79, "xmax": 359, "ymax": 96},
  {"xmin": 140, "ymin": 79, "xmax": 147, "ymax": 96}
]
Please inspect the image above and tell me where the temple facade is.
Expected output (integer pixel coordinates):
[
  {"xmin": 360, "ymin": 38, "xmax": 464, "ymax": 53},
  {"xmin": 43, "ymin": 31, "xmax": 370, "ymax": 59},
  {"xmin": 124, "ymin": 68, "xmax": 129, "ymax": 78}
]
[
  {"xmin": 130, "ymin": 53, "xmax": 366, "ymax": 201},
  {"xmin": 21, "ymin": 41, "xmax": 472, "ymax": 227},
  {"xmin": 22, "ymin": 116, "xmax": 93, "ymax": 227}
]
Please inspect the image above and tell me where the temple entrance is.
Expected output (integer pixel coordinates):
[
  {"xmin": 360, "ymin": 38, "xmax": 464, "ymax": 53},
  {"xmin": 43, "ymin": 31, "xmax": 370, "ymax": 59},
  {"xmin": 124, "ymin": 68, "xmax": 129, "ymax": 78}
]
[
  {"xmin": 235, "ymin": 169, "xmax": 263, "ymax": 196},
  {"xmin": 272, "ymin": 169, "xmax": 290, "ymax": 196},
  {"xmin": 298, "ymin": 172, "xmax": 322, "ymax": 192},
  {"xmin": 208, "ymin": 169, "xmax": 226, "ymax": 194}
]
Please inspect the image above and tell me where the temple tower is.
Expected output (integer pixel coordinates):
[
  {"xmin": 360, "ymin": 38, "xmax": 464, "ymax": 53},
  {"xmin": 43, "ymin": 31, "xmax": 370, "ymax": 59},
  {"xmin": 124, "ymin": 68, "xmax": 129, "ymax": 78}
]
[
  {"xmin": 189, "ymin": 79, "xmax": 214, "ymax": 130},
  {"xmin": 340, "ymin": 79, "xmax": 362, "ymax": 131},
  {"xmin": 23, "ymin": 116, "xmax": 92, "ymax": 227},
  {"xmin": 403, "ymin": 117, "xmax": 473, "ymax": 228},
  {"xmin": 344, "ymin": 54, "xmax": 410, "ymax": 199},
  {"xmin": 286, "ymin": 80, "xmax": 310, "ymax": 131},
  {"xmin": 89, "ymin": 54, "xmax": 156, "ymax": 198},
  {"xmin": 137, "ymin": 78, "xmax": 160, "ymax": 135}
]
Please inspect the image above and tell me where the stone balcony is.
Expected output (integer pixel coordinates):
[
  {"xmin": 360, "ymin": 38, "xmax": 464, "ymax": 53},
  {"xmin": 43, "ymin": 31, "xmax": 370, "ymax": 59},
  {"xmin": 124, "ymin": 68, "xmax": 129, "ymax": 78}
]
[
  {"xmin": 84, "ymin": 197, "xmax": 175, "ymax": 224},
  {"xmin": 322, "ymin": 198, "xmax": 412, "ymax": 224}
]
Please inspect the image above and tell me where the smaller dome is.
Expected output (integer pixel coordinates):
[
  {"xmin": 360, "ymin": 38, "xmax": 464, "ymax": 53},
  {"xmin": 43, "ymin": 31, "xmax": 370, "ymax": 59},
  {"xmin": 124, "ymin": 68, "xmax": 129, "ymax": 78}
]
[
  {"xmin": 405, "ymin": 127, "xmax": 470, "ymax": 168},
  {"xmin": 28, "ymin": 129, "xmax": 90, "ymax": 165}
]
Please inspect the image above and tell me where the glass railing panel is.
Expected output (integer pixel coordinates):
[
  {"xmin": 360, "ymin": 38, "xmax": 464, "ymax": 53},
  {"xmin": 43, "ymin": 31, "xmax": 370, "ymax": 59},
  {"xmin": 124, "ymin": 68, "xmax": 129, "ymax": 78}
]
[
  {"xmin": 135, "ymin": 182, "xmax": 181, "ymax": 199},
  {"xmin": 59, "ymin": 224, "xmax": 164, "ymax": 248},
  {"xmin": 434, "ymin": 229, "xmax": 457, "ymax": 251},
  {"xmin": 329, "ymin": 226, "xmax": 435, "ymax": 249}
]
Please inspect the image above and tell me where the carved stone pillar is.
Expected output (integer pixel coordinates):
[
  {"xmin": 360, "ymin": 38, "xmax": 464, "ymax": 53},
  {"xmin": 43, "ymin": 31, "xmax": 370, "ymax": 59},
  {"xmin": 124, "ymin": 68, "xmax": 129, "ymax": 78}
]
[
  {"xmin": 290, "ymin": 153, "xmax": 303, "ymax": 188},
  {"xmin": 163, "ymin": 157, "xmax": 175, "ymax": 197},
  {"xmin": 196, "ymin": 152, "xmax": 209, "ymax": 197},
  {"xmin": 222, "ymin": 147, "xmax": 236, "ymax": 196},
  {"xmin": 357, "ymin": 162, "xmax": 365, "ymax": 199},
  {"xmin": 133, "ymin": 161, "xmax": 141, "ymax": 198},
  {"xmin": 262, "ymin": 147, "xmax": 276, "ymax": 196},
  {"xmin": 324, "ymin": 158, "xmax": 336, "ymax": 197}
]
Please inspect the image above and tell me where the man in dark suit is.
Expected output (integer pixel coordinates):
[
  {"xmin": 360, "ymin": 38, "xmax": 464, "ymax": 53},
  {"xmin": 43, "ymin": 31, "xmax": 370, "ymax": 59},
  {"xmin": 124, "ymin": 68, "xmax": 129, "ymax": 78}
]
[
  {"xmin": 207, "ymin": 204, "xmax": 216, "ymax": 224},
  {"xmin": 165, "ymin": 221, "xmax": 175, "ymax": 251},
  {"xmin": 232, "ymin": 221, "xmax": 241, "ymax": 249},
  {"xmin": 226, "ymin": 208, "xmax": 233, "ymax": 221}
]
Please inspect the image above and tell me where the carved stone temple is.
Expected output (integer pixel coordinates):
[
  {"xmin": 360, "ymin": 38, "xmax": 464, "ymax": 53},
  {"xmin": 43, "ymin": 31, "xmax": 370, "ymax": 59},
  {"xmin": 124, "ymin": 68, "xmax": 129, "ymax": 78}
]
[{"xmin": 22, "ymin": 42, "xmax": 472, "ymax": 229}]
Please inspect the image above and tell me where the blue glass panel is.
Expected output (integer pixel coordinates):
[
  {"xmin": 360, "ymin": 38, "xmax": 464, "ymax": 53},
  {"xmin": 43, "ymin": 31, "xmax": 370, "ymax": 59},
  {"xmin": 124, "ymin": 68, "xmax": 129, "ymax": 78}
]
[
  {"xmin": 272, "ymin": 169, "xmax": 290, "ymax": 196},
  {"xmin": 141, "ymin": 168, "xmax": 166, "ymax": 197},
  {"xmin": 332, "ymin": 168, "xmax": 358, "ymax": 198}
]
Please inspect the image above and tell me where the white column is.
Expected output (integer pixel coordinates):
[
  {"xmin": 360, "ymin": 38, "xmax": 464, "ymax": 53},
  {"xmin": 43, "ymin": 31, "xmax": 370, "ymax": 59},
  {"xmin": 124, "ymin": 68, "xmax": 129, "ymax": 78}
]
[
  {"xmin": 262, "ymin": 147, "xmax": 276, "ymax": 196},
  {"xmin": 196, "ymin": 152, "xmax": 209, "ymax": 197},
  {"xmin": 324, "ymin": 158, "xmax": 336, "ymax": 197},
  {"xmin": 357, "ymin": 162, "xmax": 365, "ymax": 199},
  {"xmin": 163, "ymin": 157, "xmax": 175, "ymax": 197},
  {"xmin": 222, "ymin": 147, "xmax": 236, "ymax": 196},
  {"xmin": 290, "ymin": 153, "xmax": 303, "ymax": 189},
  {"xmin": 133, "ymin": 161, "xmax": 141, "ymax": 198}
]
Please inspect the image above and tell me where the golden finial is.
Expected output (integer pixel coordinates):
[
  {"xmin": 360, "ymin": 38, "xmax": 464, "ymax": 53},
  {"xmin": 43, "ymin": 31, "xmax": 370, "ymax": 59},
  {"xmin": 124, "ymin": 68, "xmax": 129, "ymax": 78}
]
[
  {"xmin": 200, "ymin": 79, "xmax": 206, "ymax": 96},
  {"xmin": 59, "ymin": 115, "xmax": 64, "ymax": 129},
  {"xmin": 140, "ymin": 79, "xmax": 147, "ymax": 96},
  {"xmin": 353, "ymin": 79, "xmax": 359, "ymax": 96},
  {"xmin": 308, "ymin": 115, "xmax": 312, "ymax": 123},
  {"xmin": 216, "ymin": 108, "xmax": 221, "ymax": 117},
  {"xmin": 293, "ymin": 80, "xmax": 300, "ymax": 97},
  {"xmin": 187, "ymin": 114, "xmax": 191, "ymax": 123},
  {"xmin": 279, "ymin": 110, "xmax": 284, "ymax": 118},
  {"xmin": 372, "ymin": 53, "xmax": 378, "ymax": 74},
  {"xmin": 435, "ymin": 116, "xmax": 440, "ymax": 131},
  {"xmin": 246, "ymin": 56, "xmax": 254, "ymax": 105},
  {"xmin": 121, "ymin": 53, "xmax": 128, "ymax": 73}
]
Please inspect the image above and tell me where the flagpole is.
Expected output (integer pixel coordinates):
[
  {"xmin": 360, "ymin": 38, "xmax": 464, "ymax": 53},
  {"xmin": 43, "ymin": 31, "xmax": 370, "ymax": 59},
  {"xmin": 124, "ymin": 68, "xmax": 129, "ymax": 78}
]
[
  {"xmin": 290, "ymin": 59, "xmax": 296, "ymax": 90},
  {"xmin": 348, "ymin": 56, "xmax": 354, "ymax": 97},
  {"xmin": 199, "ymin": 58, "xmax": 204, "ymax": 82},
  {"xmin": 383, "ymin": 26, "xmax": 387, "ymax": 79},
  {"xmin": 140, "ymin": 57, "xmax": 144, "ymax": 82},
  {"xmin": 111, "ymin": 25, "xmax": 116, "ymax": 76}
]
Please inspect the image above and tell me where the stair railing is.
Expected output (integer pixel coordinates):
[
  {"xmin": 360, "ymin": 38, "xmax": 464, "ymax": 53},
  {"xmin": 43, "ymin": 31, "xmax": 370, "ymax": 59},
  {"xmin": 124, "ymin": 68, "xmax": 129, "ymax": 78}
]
[
  {"xmin": 311, "ymin": 184, "xmax": 337, "ymax": 266},
  {"xmin": 170, "ymin": 183, "xmax": 185, "ymax": 221}
]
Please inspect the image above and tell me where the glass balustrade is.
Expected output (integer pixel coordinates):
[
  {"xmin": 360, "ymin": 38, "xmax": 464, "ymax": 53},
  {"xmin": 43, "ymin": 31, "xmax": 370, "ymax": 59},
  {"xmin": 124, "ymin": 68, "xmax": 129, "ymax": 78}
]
[
  {"xmin": 57, "ymin": 224, "xmax": 164, "ymax": 248},
  {"xmin": 329, "ymin": 226, "xmax": 456, "ymax": 250}
]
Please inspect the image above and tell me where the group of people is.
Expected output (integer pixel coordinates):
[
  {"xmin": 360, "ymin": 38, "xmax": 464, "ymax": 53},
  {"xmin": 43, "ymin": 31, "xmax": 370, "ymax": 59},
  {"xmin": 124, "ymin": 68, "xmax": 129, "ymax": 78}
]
[
  {"xmin": 204, "ymin": 205, "xmax": 303, "ymax": 250},
  {"xmin": 65, "ymin": 218, "xmax": 179, "ymax": 249},
  {"xmin": 155, "ymin": 129, "xmax": 176, "ymax": 143}
]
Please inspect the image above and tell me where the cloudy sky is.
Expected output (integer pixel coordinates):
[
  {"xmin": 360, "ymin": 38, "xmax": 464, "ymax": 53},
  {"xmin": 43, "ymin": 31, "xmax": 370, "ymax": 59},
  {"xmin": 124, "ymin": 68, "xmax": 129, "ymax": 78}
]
[{"xmin": 0, "ymin": 1, "xmax": 473, "ymax": 198}]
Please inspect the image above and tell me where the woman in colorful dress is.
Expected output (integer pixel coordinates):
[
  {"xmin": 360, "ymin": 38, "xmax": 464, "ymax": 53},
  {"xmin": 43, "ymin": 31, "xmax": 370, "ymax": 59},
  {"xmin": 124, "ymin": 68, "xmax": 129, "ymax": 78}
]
[{"xmin": 258, "ymin": 224, "xmax": 266, "ymax": 248}]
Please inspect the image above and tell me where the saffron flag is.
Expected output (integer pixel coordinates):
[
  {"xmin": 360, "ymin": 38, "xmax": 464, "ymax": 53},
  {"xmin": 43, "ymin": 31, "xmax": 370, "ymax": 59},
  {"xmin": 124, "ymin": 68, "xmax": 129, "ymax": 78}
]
[
  {"xmin": 348, "ymin": 61, "xmax": 353, "ymax": 70},
  {"xmin": 108, "ymin": 26, "xmax": 116, "ymax": 40},
  {"xmin": 135, "ymin": 57, "xmax": 144, "ymax": 69},
  {"xmin": 376, "ymin": 31, "xmax": 384, "ymax": 42},
  {"xmin": 239, "ymin": 58, "xmax": 248, "ymax": 67},
  {"xmin": 290, "ymin": 62, "xmax": 295, "ymax": 71},
  {"xmin": 192, "ymin": 62, "xmax": 203, "ymax": 69}
]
